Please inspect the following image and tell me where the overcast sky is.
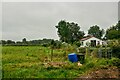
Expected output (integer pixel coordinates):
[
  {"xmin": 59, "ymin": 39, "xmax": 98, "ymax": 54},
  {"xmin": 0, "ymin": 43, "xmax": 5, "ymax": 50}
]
[{"xmin": 2, "ymin": 2, "xmax": 118, "ymax": 41}]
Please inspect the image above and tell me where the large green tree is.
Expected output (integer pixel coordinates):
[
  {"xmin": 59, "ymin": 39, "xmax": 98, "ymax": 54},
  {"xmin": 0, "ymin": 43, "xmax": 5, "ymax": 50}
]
[
  {"xmin": 116, "ymin": 20, "xmax": 120, "ymax": 31},
  {"xmin": 22, "ymin": 38, "xmax": 27, "ymax": 44},
  {"xmin": 55, "ymin": 20, "xmax": 84, "ymax": 43},
  {"xmin": 105, "ymin": 21, "xmax": 120, "ymax": 40},
  {"xmin": 88, "ymin": 25, "xmax": 104, "ymax": 39}
]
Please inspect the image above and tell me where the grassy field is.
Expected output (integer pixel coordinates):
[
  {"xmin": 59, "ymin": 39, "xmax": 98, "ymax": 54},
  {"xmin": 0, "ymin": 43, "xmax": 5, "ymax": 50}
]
[
  {"xmin": 2, "ymin": 46, "xmax": 119, "ymax": 78},
  {"xmin": 2, "ymin": 46, "xmax": 82, "ymax": 78}
]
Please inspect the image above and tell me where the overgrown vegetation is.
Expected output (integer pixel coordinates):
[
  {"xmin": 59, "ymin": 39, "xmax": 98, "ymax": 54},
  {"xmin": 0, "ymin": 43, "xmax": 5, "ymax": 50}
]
[
  {"xmin": 2, "ymin": 46, "xmax": 120, "ymax": 78},
  {"xmin": 107, "ymin": 39, "xmax": 120, "ymax": 58}
]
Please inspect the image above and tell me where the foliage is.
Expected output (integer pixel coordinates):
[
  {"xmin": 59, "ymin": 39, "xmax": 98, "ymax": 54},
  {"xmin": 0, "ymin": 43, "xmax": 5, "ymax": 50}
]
[
  {"xmin": 2, "ymin": 46, "xmax": 120, "ymax": 78},
  {"xmin": 0, "ymin": 38, "xmax": 62, "ymax": 47},
  {"xmin": 95, "ymin": 58, "xmax": 109, "ymax": 66},
  {"xmin": 55, "ymin": 20, "xmax": 84, "ymax": 44},
  {"xmin": 85, "ymin": 61, "xmax": 95, "ymax": 69},
  {"xmin": 84, "ymin": 57, "xmax": 120, "ymax": 69},
  {"xmin": 105, "ymin": 20, "xmax": 120, "ymax": 40},
  {"xmin": 88, "ymin": 25, "xmax": 104, "ymax": 39},
  {"xmin": 22, "ymin": 38, "xmax": 27, "ymax": 43},
  {"xmin": 107, "ymin": 39, "xmax": 120, "ymax": 58},
  {"xmin": 116, "ymin": 20, "xmax": 120, "ymax": 30},
  {"xmin": 105, "ymin": 29, "xmax": 120, "ymax": 40},
  {"xmin": 73, "ymin": 41, "xmax": 81, "ymax": 47},
  {"xmin": 77, "ymin": 47, "xmax": 86, "ymax": 53},
  {"xmin": 51, "ymin": 40, "xmax": 62, "ymax": 49},
  {"xmin": 109, "ymin": 58, "xmax": 120, "ymax": 68},
  {"xmin": 2, "ymin": 46, "xmax": 84, "ymax": 78},
  {"xmin": 1, "ymin": 40, "xmax": 15, "ymax": 45},
  {"xmin": 111, "ymin": 45, "xmax": 120, "ymax": 58}
]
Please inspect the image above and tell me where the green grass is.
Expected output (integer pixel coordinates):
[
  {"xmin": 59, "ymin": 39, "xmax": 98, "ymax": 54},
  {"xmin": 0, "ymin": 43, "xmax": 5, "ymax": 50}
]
[
  {"xmin": 2, "ymin": 46, "xmax": 119, "ymax": 78},
  {"xmin": 2, "ymin": 46, "xmax": 80, "ymax": 78}
]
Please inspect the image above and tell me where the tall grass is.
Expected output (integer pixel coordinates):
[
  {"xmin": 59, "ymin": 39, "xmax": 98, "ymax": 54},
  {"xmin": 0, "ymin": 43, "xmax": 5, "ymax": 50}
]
[
  {"xmin": 2, "ymin": 46, "xmax": 79, "ymax": 78},
  {"xmin": 2, "ymin": 46, "xmax": 120, "ymax": 78}
]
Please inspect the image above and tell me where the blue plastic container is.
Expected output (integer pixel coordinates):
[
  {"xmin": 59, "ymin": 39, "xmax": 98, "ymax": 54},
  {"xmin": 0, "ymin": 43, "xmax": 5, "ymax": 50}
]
[{"xmin": 68, "ymin": 53, "xmax": 78, "ymax": 62}]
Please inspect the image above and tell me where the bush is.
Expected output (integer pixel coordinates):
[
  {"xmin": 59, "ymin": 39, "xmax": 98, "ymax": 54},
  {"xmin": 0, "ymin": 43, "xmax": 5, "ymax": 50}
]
[
  {"xmin": 112, "ymin": 46, "xmax": 120, "ymax": 58},
  {"xmin": 78, "ymin": 47, "xmax": 86, "ymax": 53},
  {"xmin": 97, "ymin": 58, "xmax": 109, "ymax": 66},
  {"xmin": 85, "ymin": 62, "xmax": 95, "ymax": 69},
  {"xmin": 42, "ymin": 43, "xmax": 50, "ymax": 47},
  {"xmin": 73, "ymin": 41, "xmax": 81, "ymax": 47},
  {"xmin": 109, "ymin": 58, "xmax": 120, "ymax": 68},
  {"xmin": 108, "ymin": 39, "xmax": 120, "ymax": 58}
]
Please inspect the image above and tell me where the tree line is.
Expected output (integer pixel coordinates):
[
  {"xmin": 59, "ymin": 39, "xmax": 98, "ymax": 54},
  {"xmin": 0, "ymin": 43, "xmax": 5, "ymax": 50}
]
[
  {"xmin": 55, "ymin": 20, "xmax": 120, "ymax": 43},
  {"xmin": 0, "ymin": 38, "xmax": 62, "ymax": 47},
  {"xmin": 1, "ymin": 20, "xmax": 120, "ymax": 46}
]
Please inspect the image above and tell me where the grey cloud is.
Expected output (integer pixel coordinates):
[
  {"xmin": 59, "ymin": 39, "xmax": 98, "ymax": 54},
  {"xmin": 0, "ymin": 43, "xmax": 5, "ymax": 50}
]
[{"xmin": 2, "ymin": 2, "xmax": 118, "ymax": 41}]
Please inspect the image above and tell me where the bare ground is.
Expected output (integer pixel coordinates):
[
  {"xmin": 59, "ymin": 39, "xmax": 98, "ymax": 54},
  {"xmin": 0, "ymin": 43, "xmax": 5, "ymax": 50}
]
[{"xmin": 79, "ymin": 66, "xmax": 120, "ymax": 79}]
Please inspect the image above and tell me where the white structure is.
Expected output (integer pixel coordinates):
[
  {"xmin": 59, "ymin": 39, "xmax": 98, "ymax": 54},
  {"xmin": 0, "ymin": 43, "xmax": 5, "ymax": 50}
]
[{"xmin": 80, "ymin": 35, "xmax": 106, "ymax": 47}]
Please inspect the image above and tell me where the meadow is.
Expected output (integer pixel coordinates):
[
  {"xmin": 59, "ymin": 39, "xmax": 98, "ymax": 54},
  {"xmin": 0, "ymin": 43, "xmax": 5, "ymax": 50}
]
[
  {"xmin": 2, "ymin": 46, "xmax": 81, "ymax": 78},
  {"xmin": 2, "ymin": 46, "xmax": 120, "ymax": 78}
]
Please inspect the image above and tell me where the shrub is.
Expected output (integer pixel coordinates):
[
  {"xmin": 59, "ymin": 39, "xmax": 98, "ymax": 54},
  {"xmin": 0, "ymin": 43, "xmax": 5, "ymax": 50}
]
[
  {"xmin": 42, "ymin": 43, "xmax": 49, "ymax": 47},
  {"xmin": 109, "ymin": 58, "xmax": 120, "ymax": 68},
  {"xmin": 85, "ymin": 62, "xmax": 95, "ymax": 69},
  {"xmin": 78, "ymin": 47, "xmax": 86, "ymax": 53},
  {"xmin": 112, "ymin": 46, "xmax": 120, "ymax": 58},
  {"xmin": 97, "ymin": 58, "xmax": 109, "ymax": 66},
  {"xmin": 73, "ymin": 41, "xmax": 81, "ymax": 47},
  {"xmin": 108, "ymin": 39, "xmax": 120, "ymax": 58}
]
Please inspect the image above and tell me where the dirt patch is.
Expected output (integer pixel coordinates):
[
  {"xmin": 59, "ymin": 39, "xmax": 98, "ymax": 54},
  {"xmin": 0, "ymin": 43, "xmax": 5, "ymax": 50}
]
[{"xmin": 80, "ymin": 66, "xmax": 120, "ymax": 78}]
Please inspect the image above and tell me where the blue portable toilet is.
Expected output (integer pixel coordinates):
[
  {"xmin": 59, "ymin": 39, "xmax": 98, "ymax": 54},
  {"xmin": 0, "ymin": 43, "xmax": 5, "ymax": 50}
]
[{"xmin": 68, "ymin": 53, "xmax": 78, "ymax": 62}]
